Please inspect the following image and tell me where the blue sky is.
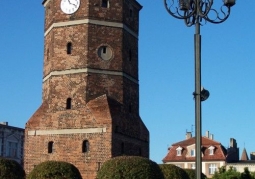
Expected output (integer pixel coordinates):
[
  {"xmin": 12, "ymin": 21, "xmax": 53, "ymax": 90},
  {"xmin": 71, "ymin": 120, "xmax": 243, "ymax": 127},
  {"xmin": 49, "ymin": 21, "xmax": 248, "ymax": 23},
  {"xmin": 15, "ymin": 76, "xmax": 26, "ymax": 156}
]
[{"xmin": 0, "ymin": 1, "xmax": 254, "ymax": 164}]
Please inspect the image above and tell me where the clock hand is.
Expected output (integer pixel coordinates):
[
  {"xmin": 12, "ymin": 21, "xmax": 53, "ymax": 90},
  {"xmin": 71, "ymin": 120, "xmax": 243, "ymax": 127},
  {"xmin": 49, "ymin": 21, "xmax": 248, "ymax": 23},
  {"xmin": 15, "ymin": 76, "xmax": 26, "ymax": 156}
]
[{"xmin": 68, "ymin": 0, "xmax": 77, "ymax": 7}]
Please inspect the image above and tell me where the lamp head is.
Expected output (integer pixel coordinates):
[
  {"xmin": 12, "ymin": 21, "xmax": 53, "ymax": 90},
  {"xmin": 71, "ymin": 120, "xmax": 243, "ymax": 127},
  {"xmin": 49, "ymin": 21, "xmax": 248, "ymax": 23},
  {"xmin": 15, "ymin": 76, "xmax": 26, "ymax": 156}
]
[
  {"xmin": 224, "ymin": 0, "xmax": 236, "ymax": 7},
  {"xmin": 179, "ymin": 0, "xmax": 191, "ymax": 11},
  {"xmin": 201, "ymin": 87, "xmax": 210, "ymax": 101}
]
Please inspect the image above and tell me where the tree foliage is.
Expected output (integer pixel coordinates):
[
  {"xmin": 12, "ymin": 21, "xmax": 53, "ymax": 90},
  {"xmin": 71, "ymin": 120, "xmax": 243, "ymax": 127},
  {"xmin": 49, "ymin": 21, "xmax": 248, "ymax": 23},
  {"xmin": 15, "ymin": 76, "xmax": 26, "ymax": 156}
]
[
  {"xmin": 96, "ymin": 156, "xmax": 164, "ymax": 179},
  {"xmin": 26, "ymin": 160, "xmax": 82, "ymax": 179},
  {"xmin": 183, "ymin": 168, "xmax": 207, "ymax": 179},
  {"xmin": 212, "ymin": 166, "xmax": 255, "ymax": 179},
  {"xmin": 159, "ymin": 164, "xmax": 189, "ymax": 179},
  {"xmin": 0, "ymin": 158, "xmax": 25, "ymax": 179}
]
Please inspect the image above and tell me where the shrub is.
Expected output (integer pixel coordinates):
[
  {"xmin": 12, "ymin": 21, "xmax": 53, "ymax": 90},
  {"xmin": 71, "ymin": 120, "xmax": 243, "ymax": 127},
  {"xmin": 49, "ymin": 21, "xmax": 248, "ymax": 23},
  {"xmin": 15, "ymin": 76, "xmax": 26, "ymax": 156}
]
[
  {"xmin": 184, "ymin": 168, "xmax": 207, "ymax": 179},
  {"xmin": 159, "ymin": 164, "xmax": 189, "ymax": 179},
  {"xmin": 0, "ymin": 158, "xmax": 25, "ymax": 179},
  {"xmin": 96, "ymin": 156, "xmax": 164, "ymax": 179},
  {"xmin": 26, "ymin": 160, "xmax": 82, "ymax": 179}
]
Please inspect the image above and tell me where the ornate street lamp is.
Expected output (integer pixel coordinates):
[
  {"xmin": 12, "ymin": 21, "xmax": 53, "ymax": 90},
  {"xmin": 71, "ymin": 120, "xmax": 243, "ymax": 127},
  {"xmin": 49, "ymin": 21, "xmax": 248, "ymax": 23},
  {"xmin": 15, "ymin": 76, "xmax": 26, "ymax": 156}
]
[{"xmin": 164, "ymin": 0, "xmax": 235, "ymax": 179}]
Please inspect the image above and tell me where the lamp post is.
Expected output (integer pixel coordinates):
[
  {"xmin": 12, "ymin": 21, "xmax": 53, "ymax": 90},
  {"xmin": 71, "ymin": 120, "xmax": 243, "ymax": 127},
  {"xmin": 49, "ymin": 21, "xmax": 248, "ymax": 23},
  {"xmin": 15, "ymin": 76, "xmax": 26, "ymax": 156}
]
[{"xmin": 164, "ymin": 0, "xmax": 235, "ymax": 179}]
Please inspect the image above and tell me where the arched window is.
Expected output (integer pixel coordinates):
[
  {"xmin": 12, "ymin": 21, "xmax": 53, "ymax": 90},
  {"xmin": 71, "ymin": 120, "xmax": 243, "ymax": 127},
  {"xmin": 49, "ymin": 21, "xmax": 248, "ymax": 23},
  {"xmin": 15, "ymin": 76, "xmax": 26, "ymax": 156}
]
[
  {"xmin": 67, "ymin": 42, "xmax": 72, "ymax": 54},
  {"xmin": 66, "ymin": 98, "xmax": 72, "ymax": 109},
  {"xmin": 82, "ymin": 140, "xmax": 89, "ymax": 153},
  {"xmin": 48, "ymin": 141, "xmax": 54, "ymax": 153}
]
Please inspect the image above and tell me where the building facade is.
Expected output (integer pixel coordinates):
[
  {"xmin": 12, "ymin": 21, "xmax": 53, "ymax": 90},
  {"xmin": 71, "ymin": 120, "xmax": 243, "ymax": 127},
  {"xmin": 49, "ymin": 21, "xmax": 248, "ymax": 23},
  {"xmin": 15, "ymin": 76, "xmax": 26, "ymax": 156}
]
[
  {"xmin": 162, "ymin": 131, "xmax": 239, "ymax": 178},
  {"xmin": 24, "ymin": 0, "xmax": 149, "ymax": 178},
  {"xmin": 0, "ymin": 122, "xmax": 24, "ymax": 165}
]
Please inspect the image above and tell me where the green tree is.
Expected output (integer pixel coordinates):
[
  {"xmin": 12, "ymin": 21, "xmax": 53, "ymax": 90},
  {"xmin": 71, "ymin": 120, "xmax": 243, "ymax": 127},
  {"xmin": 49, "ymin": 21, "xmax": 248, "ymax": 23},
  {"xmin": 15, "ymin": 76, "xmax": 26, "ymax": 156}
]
[
  {"xmin": 159, "ymin": 164, "xmax": 189, "ymax": 179},
  {"xmin": 240, "ymin": 167, "xmax": 252, "ymax": 179},
  {"xmin": 0, "ymin": 158, "xmax": 25, "ymax": 179},
  {"xmin": 183, "ymin": 168, "xmax": 207, "ymax": 179},
  {"xmin": 96, "ymin": 156, "xmax": 164, "ymax": 179},
  {"xmin": 26, "ymin": 160, "xmax": 82, "ymax": 179},
  {"xmin": 212, "ymin": 166, "xmax": 241, "ymax": 179}
]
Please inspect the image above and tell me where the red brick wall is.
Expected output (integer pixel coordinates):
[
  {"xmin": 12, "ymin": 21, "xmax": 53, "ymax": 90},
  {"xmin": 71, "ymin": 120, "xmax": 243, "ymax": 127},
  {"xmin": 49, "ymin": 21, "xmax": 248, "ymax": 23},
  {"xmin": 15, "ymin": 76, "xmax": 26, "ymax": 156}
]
[{"xmin": 24, "ymin": 0, "xmax": 149, "ymax": 178}]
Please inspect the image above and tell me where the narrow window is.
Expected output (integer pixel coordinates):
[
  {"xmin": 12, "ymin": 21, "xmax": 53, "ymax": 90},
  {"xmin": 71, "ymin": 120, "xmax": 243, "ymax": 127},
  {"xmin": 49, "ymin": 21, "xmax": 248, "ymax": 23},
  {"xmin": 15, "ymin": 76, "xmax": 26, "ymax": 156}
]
[
  {"xmin": 48, "ymin": 141, "xmax": 54, "ymax": 153},
  {"xmin": 101, "ymin": 0, "xmax": 109, "ymax": 8},
  {"xmin": 129, "ymin": 8, "xmax": 133, "ymax": 17},
  {"xmin": 67, "ymin": 42, "xmax": 72, "ymax": 54},
  {"xmin": 190, "ymin": 149, "xmax": 195, "ymax": 157},
  {"xmin": 121, "ymin": 142, "xmax": 124, "ymax": 154},
  {"xmin": 129, "ymin": 49, "xmax": 132, "ymax": 61},
  {"xmin": 82, "ymin": 140, "xmax": 89, "ymax": 153},
  {"xmin": 66, "ymin": 98, "xmax": 72, "ymax": 109},
  {"xmin": 97, "ymin": 162, "xmax": 101, "ymax": 171}
]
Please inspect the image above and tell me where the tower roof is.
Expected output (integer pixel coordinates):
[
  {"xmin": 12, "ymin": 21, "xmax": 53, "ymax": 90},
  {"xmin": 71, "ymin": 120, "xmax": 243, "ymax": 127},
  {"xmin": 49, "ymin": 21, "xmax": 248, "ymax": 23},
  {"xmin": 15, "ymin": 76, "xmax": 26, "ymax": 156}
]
[{"xmin": 240, "ymin": 148, "xmax": 249, "ymax": 161}]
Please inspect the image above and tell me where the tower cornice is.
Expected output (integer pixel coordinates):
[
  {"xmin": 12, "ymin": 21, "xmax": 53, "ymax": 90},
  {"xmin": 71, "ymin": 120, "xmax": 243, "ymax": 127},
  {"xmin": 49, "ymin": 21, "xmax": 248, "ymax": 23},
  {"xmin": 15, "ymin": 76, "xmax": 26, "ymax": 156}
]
[{"xmin": 44, "ymin": 19, "xmax": 139, "ymax": 39}]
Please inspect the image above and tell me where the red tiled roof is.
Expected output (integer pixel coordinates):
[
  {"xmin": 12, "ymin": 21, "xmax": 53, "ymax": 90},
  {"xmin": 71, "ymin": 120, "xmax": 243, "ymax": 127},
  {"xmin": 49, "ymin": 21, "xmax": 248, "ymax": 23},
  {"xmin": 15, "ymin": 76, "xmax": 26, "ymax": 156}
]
[{"xmin": 162, "ymin": 136, "xmax": 227, "ymax": 163}]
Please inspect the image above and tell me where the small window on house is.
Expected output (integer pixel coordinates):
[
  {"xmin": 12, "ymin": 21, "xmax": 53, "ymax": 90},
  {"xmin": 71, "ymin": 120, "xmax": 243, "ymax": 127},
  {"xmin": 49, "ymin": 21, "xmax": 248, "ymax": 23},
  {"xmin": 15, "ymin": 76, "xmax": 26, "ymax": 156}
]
[
  {"xmin": 190, "ymin": 163, "xmax": 196, "ymax": 169},
  {"xmin": 209, "ymin": 163, "xmax": 217, "ymax": 175},
  {"xmin": 190, "ymin": 149, "xmax": 195, "ymax": 157},
  {"xmin": 101, "ymin": 0, "xmax": 109, "ymax": 8},
  {"xmin": 66, "ymin": 98, "xmax": 72, "ymax": 109},
  {"xmin": 176, "ymin": 146, "xmax": 182, "ymax": 156},
  {"xmin": 82, "ymin": 140, "xmax": 89, "ymax": 153},
  {"xmin": 48, "ymin": 141, "xmax": 54, "ymax": 153},
  {"xmin": 67, "ymin": 42, "xmax": 72, "ymax": 54},
  {"xmin": 208, "ymin": 146, "xmax": 215, "ymax": 155}
]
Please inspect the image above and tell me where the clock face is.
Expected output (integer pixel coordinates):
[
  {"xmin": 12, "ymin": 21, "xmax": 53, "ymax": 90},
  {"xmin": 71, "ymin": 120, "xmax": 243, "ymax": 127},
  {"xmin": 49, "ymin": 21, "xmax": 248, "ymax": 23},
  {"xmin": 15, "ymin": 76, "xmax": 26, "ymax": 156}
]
[{"xmin": 60, "ymin": 0, "xmax": 80, "ymax": 14}]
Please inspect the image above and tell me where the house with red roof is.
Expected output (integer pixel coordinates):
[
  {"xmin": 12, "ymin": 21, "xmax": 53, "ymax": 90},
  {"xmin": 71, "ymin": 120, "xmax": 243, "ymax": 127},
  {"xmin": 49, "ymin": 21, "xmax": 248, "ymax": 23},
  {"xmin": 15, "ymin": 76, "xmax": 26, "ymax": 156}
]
[{"xmin": 162, "ymin": 131, "xmax": 239, "ymax": 178}]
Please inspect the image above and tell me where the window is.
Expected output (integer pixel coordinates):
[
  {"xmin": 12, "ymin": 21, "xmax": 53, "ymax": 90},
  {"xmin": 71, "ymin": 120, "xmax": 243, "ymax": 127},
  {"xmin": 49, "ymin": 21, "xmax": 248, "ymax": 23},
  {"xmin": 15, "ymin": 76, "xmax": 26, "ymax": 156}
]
[
  {"xmin": 66, "ymin": 98, "xmax": 72, "ymax": 109},
  {"xmin": 67, "ymin": 42, "xmax": 72, "ymax": 54},
  {"xmin": 191, "ymin": 163, "xmax": 196, "ymax": 169},
  {"xmin": 190, "ymin": 149, "xmax": 195, "ymax": 157},
  {"xmin": 129, "ymin": 8, "xmax": 133, "ymax": 18},
  {"xmin": 208, "ymin": 146, "xmax": 215, "ymax": 155},
  {"xmin": 176, "ymin": 146, "xmax": 182, "ymax": 156},
  {"xmin": 209, "ymin": 164, "xmax": 217, "ymax": 175},
  {"xmin": 129, "ymin": 49, "xmax": 132, "ymax": 61},
  {"xmin": 101, "ymin": 0, "xmax": 109, "ymax": 8},
  {"xmin": 7, "ymin": 141, "xmax": 18, "ymax": 157},
  {"xmin": 48, "ymin": 141, "xmax": 54, "ymax": 153},
  {"xmin": 82, "ymin": 140, "xmax": 89, "ymax": 153},
  {"xmin": 97, "ymin": 162, "xmax": 101, "ymax": 171}
]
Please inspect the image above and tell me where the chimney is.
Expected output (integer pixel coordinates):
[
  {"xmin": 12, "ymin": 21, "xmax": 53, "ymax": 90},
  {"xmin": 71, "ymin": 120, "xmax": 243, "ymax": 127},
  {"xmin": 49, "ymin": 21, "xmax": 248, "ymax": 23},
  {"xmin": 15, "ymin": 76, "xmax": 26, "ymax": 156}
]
[
  {"xmin": 210, "ymin": 134, "xmax": 214, "ymax": 140},
  {"xmin": 205, "ymin": 131, "xmax": 209, "ymax": 138},
  {"xmin": 0, "ymin": 122, "xmax": 8, "ymax": 126},
  {"xmin": 186, "ymin": 132, "xmax": 192, "ymax": 139}
]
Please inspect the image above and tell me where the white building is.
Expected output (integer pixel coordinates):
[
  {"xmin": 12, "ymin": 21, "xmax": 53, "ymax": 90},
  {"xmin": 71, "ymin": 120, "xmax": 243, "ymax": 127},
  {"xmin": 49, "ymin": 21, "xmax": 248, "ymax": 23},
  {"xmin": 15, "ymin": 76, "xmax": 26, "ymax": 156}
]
[{"xmin": 0, "ymin": 122, "xmax": 24, "ymax": 165}]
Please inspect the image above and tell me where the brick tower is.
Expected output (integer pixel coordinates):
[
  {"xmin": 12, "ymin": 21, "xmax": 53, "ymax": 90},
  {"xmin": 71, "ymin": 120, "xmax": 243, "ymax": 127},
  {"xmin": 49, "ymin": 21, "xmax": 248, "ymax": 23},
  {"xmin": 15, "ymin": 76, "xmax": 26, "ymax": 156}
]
[{"xmin": 24, "ymin": 0, "xmax": 149, "ymax": 178}]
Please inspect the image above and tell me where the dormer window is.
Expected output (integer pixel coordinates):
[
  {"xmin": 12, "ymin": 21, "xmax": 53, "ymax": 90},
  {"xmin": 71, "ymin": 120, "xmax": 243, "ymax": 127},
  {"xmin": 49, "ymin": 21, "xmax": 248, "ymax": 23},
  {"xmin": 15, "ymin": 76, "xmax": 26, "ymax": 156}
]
[
  {"xmin": 208, "ymin": 146, "xmax": 215, "ymax": 155},
  {"xmin": 191, "ymin": 149, "xmax": 195, "ymax": 157},
  {"xmin": 176, "ymin": 146, "xmax": 183, "ymax": 156}
]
